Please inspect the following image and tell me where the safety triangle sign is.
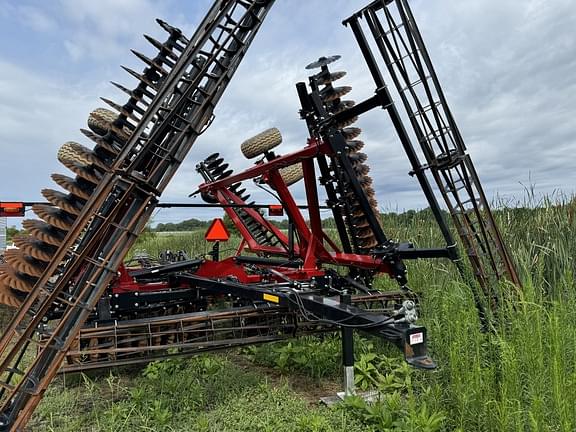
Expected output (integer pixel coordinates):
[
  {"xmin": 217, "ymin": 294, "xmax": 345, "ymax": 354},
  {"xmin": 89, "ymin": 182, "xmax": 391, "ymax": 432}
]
[{"xmin": 204, "ymin": 218, "xmax": 230, "ymax": 242}]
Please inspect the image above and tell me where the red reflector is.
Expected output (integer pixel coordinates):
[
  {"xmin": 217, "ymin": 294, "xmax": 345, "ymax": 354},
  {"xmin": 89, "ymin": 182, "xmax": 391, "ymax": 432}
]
[
  {"xmin": 268, "ymin": 205, "xmax": 284, "ymax": 217},
  {"xmin": 204, "ymin": 218, "xmax": 230, "ymax": 242},
  {"xmin": 0, "ymin": 202, "xmax": 25, "ymax": 217}
]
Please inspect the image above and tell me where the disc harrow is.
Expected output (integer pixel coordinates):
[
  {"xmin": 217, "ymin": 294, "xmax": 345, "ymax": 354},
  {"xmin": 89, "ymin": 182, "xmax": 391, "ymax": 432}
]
[{"xmin": 0, "ymin": 0, "xmax": 522, "ymax": 428}]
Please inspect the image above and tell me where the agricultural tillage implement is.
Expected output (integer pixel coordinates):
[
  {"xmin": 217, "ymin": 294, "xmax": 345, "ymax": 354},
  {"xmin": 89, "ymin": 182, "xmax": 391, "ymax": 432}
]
[{"xmin": 0, "ymin": 0, "xmax": 519, "ymax": 429}]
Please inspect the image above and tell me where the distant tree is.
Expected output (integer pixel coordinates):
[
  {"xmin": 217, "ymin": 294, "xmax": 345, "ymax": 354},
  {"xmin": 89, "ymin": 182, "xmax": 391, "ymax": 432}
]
[
  {"xmin": 222, "ymin": 213, "xmax": 239, "ymax": 236},
  {"xmin": 6, "ymin": 226, "xmax": 20, "ymax": 243},
  {"xmin": 154, "ymin": 218, "xmax": 211, "ymax": 232}
]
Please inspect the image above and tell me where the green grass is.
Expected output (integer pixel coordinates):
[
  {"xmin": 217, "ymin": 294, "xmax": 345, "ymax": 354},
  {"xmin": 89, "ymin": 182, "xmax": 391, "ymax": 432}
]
[
  {"xmin": 32, "ymin": 194, "xmax": 576, "ymax": 431},
  {"xmin": 31, "ymin": 355, "xmax": 367, "ymax": 432}
]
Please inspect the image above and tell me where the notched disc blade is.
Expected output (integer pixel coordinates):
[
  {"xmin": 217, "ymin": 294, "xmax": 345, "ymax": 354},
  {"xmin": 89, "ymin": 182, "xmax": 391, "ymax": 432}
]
[
  {"xmin": 32, "ymin": 204, "xmax": 75, "ymax": 231},
  {"xmin": 321, "ymin": 86, "xmax": 352, "ymax": 102},
  {"xmin": 332, "ymin": 100, "xmax": 356, "ymax": 115},
  {"xmin": 348, "ymin": 152, "xmax": 368, "ymax": 164},
  {"xmin": 346, "ymin": 140, "xmax": 365, "ymax": 152},
  {"xmin": 305, "ymin": 55, "xmax": 341, "ymax": 70},
  {"xmin": 12, "ymin": 236, "xmax": 56, "ymax": 262},
  {"xmin": 60, "ymin": 159, "xmax": 101, "ymax": 184},
  {"xmin": 0, "ymin": 265, "xmax": 36, "ymax": 292},
  {"xmin": 51, "ymin": 174, "xmax": 92, "ymax": 200},
  {"xmin": 0, "ymin": 280, "xmax": 23, "ymax": 308},
  {"xmin": 352, "ymin": 162, "xmax": 370, "ymax": 176},
  {"xmin": 42, "ymin": 189, "xmax": 84, "ymax": 216},
  {"xmin": 335, "ymin": 115, "xmax": 359, "ymax": 130},
  {"xmin": 315, "ymin": 70, "xmax": 347, "ymax": 85},
  {"xmin": 21, "ymin": 220, "xmax": 66, "ymax": 246},
  {"xmin": 4, "ymin": 250, "xmax": 46, "ymax": 277},
  {"xmin": 342, "ymin": 127, "xmax": 362, "ymax": 140}
]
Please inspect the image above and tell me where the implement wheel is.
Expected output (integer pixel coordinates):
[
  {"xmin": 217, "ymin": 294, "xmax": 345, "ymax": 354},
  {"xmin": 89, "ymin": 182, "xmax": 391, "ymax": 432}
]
[
  {"xmin": 279, "ymin": 163, "xmax": 304, "ymax": 186},
  {"xmin": 241, "ymin": 127, "xmax": 282, "ymax": 159}
]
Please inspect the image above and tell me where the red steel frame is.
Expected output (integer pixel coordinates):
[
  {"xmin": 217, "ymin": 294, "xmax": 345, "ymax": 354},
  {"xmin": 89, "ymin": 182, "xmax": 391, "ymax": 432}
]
[{"xmin": 198, "ymin": 138, "xmax": 395, "ymax": 277}]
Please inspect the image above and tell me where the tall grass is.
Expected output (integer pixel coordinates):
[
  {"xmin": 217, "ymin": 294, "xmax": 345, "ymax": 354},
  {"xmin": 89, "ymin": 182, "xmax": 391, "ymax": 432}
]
[{"xmin": 407, "ymin": 195, "xmax": 576, "ymax": 431}]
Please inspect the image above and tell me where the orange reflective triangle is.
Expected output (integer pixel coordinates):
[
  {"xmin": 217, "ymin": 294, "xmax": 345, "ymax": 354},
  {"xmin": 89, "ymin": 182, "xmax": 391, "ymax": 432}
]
[{"xmin": 205, "ymin": 218, "xmax": 230, "ymax": 242}]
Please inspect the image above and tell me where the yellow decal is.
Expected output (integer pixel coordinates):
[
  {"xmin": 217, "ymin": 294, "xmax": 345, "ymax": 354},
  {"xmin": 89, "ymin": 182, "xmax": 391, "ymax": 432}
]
[{"xmin": 263, "ymin": 293, "xmax": 280, "ymax": 303}]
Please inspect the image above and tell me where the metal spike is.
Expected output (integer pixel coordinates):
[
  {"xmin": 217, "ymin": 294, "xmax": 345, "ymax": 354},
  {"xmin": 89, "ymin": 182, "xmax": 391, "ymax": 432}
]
[
  {"xmin": 156, "ymin": 19, "xmax": 188, "ymax": 43},
  {"xmin": 79, "ymin": 129, "xmax": 119, "ymax": 155},
  {"xmin": 144, "ymin": 34, "xmax": 179, "ymax": 60},
  {"xmin": 121, "ymin": 66, "xmax": 158, "ymax": 90},
  {"xmin": 100, "ymin": 98, "xmax": 140, "ymax": 123},
  {"xmin": 156, "ymin": 18, "xmax": 180, "ymax": 35},
  {"xmin": 110, "ymin": 81, "xmax": 155, "ymax": 100},
  {"xmin": 131, "ymin": 49, "xmax": 171, "ymax": 74}
]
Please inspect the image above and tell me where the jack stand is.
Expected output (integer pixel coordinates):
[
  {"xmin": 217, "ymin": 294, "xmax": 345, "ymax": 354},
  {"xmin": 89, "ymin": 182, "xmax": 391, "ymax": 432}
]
[
  {"xmin": 340, "ymin": 292, "xmax": 355, "ymax": 398},
  {"xmin": 321, "ymin": 292, "xmax": 379, "ymax": 405}
]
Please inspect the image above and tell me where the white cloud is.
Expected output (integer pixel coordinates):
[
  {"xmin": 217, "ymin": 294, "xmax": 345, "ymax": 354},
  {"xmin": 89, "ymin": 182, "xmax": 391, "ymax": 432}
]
[
  {"xmin": 0, "ymin": 0, "xmax": 575, "ymax": 227},
  {"xmin": 17, "ymin": 5, "xmax": 57, "ymax": 32},
  {"xmin": 58, "ymin": 0, "xmax": 175, "ymax": 61},
  {"xmin": 0, "ymin": 60, "xmax": 96, "ymax": 201}
]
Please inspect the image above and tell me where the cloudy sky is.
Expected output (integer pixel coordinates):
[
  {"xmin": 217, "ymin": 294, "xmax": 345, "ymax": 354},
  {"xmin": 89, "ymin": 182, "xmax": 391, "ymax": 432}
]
[{"xmin": 0, "ymin": 0, "xmax": 574, "ymax": 226}]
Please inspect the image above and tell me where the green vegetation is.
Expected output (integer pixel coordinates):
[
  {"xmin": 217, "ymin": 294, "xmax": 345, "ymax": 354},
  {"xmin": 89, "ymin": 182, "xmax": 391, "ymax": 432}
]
[
  {"xmin": 6, "ymin": 226, "xmax": 21, "ymax": 243},
  {"xmin": 31, "ymin": 355, "xmax": 367, "ymax": 432},
  {"xmin": 154, "ymin": 218, "xmax": 213, "ymax": 232},
  {"xmin": 30, "ymin": 195, "xmax": 576, "ymax": 431}
]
